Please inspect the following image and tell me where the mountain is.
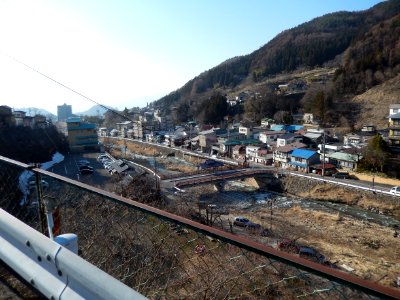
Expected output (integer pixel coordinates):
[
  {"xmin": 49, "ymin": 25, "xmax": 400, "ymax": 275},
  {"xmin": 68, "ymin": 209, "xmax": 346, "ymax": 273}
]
[
  {"xmin": 76, "ymin": 105, "xmax": 111, "ymax": 117},
  {"xmin": 334, "ymin": 13, "xmax": 400, "ymax": 95},
  {"xmin": 16, "ymin": 107, "xmax": 57, "ymax": 121},
  {"xmin": 152, "ymin": 0, "xmax": 400, "ymax": 129}
]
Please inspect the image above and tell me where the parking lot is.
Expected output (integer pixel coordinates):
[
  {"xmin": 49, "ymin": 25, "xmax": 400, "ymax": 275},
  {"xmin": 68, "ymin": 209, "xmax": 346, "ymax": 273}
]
[{"xmin": 49, "ymin": 152, "xmax": 115, "ymax": 189}]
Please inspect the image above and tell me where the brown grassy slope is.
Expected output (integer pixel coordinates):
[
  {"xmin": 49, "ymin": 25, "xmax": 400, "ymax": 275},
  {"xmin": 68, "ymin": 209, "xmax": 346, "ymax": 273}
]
[{"xmin": 352, "ymin": 74, "xmax": 400, "ymax": 129}]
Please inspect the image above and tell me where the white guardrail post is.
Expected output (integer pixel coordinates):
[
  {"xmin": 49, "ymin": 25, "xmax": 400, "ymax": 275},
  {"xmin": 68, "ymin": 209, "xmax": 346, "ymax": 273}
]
[{"xmin": 0, "ymin": 209, "xmax": 147, "ymax": 300}]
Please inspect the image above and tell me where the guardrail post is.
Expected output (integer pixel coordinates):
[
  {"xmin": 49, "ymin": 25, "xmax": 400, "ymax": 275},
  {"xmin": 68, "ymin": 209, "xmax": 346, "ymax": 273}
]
[{"xmin": 33, "ymin": 165, "xmax": 46, "ymax": 235}]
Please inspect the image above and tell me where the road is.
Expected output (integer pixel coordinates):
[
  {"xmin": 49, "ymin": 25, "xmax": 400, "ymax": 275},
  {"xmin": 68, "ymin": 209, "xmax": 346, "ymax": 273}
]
[{"xmin": 49, "ymin": 152, "xmax": 114, "ymax": 188}]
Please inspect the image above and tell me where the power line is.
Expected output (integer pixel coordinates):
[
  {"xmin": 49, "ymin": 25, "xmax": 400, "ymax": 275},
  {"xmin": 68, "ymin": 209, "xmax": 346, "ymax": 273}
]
[{"xmin": 1, "ymin": 51, "xmax": 135, "ymax": 123}]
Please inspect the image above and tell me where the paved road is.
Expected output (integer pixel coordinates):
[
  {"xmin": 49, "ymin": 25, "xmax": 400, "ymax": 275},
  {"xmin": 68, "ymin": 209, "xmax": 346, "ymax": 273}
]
[{"xmin": 48, "ymin": 152, "xmax": 113, "ymax": 189}]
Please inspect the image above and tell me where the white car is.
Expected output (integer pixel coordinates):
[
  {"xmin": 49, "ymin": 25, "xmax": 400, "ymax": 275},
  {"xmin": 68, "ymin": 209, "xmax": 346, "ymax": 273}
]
[{"xmin": 390, "ymin": 186, "xmax": 400, "ymax": 195}]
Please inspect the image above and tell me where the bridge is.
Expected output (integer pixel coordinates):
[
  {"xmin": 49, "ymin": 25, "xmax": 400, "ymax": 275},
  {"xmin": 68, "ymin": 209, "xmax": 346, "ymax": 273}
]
[{"xmin": 172, "ymin": 168, "xmax": 277, "ymax": 189}]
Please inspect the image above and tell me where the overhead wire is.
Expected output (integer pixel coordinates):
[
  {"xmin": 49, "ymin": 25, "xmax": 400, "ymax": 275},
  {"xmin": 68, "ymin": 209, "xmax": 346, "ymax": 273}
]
[{"xmin": 0, "ymin": 51, "xmax": 135, "ymax": 123}]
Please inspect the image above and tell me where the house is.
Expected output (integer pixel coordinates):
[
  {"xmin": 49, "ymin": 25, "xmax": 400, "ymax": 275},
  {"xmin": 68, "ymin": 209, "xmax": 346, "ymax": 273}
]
[
  {"xmin": 258, "ymin": 130, "xmax": 285, "ymax": 144},
  {"xmin": 260, "ymin": 118, "xmax": 274, "ymax": 128},
  {"xmin": 33, "ymin": 115, "xmax": 48, "ymax": 129},
  {"xmin": 273, "ymin": 143, "xmax": 306, "ymax": 169},
  {"xmin": 329, "ymin": 152, "xmax": 362, "ymax": 171},
  {"xmin": 273, "ymin": 145, "xmax": 294, "ymax": 169},
  {"xmin": 66, "ymin": 117, "xmax": 99, "ymax": 152},
  {"xmin": 98, "ymin": 127, "xmax": 108, "ymax": 137},
  {"xmin": 302, "ymin": 129, "xmax": 324, "ymax": 147},
  {"xmin": 276, "ymin": 133, "xmax": 299, "ymax": 147},
  {"xmin": 388, "ymin": 110, "xmax": 400, "ymax": 146},
  {"xmin": 13, "ymin": 111, "xmax": 26, "ymax": 126},
  {"xmin": 246, "ymin": 146, "xmax": 260, "ymax": 162},
  {"xmin": 303, "ymin": 113, "xmax": 315, "ymax": 124},
  {"xmin": 239, "ymin": 125, "xmax": 253, "ymax": 138},
  {"xmin": 288, "ymin": 149, "xmax": 320, "ymax": 173},
  {"xmin": 115, "ymin": 121, "xmax": 133, "ymax": 138},
  {"xmin": 232, "ymin": 145, "xmax": 246, "ymax": 160},
  {"xmin": 343, "ymin": 132, "xmax": 376, "ymax": 146},
  {"xmin": 198, "ymin": 129, "xmax": 218, "ymax": 153},
  {"xmin": 389, "ymin": 104, "xmax": 400, "ymax": 116},
  {"xmin": 23, "ymin": 116, "xmax": 35, "ymax": 128},
  {"xmin": 257, "ymin": 148, "xmax": 273, "ymax": 165},
  {"xmin": 318, "ymin": 142, "xmax": 343, "ymax": 164},
  {"xmin": 0, "ymin": 106, "xmax": 12, "ymax": 127}
]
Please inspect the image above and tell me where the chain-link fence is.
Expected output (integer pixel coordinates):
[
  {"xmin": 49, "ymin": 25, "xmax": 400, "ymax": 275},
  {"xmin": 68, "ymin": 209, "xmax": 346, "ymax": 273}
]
[{"xmin": 0, "ymin": 155, "xmax": 398, "ymax": 299}]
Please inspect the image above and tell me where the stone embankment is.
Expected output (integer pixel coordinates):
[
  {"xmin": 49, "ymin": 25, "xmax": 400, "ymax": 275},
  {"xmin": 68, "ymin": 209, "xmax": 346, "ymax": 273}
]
[{"xmin": 256, "ymin": 174, "xmax": 400, "ymax": 219}]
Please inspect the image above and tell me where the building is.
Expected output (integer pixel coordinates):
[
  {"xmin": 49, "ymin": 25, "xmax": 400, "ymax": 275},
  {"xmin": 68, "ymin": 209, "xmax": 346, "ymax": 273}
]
[
  {"xmin": 389, "ymin": 104, "xmax": 400, "ymax": 116},
  {"xmin": 57, "ymin": 103, "xmax": 73, "ymax": 122},
  {"xmin": 13, "ymin": 111, "xmax": 26, "ymax": 126},
  {"xmin": 288, "ymin": 149, "xmax": 320, "ymax": 173},
  {"xmin": 116, "ymin": 121, "xmax": 133, "ymax": 138},
  {"xmin": 388, "ymin": 107, "xmax": 400, "ymax": 146},
  {"xmin": 329, "ymin": 152, "xmax": 362, "ymax": 171},
  {"xmin": 0, "ymin": 105, "xmax": 12, "ymax": 127},
  {"xmin": 66, "ymin": 117, "xmax": 99, "ymax": 152}
]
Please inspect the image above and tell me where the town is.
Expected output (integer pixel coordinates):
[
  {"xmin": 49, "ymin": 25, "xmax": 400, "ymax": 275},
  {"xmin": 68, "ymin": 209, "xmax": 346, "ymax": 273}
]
[{"xmin": 2, "ymin": 100, "xmax": 399, "ymax": 182}]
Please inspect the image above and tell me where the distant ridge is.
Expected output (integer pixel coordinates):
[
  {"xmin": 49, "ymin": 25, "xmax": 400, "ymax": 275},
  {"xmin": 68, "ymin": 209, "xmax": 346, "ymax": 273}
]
[
  {"xmin": 76, "ymin": 104, "xmax": 112, "ymax": 117},
  {"xmin": 15, "ymin": 107, "xmax": 56, "ymax": 120}
]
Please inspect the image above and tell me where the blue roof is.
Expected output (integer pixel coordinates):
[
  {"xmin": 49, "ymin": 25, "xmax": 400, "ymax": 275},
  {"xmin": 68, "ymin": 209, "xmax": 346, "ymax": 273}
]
[
  {"xmin": 270, "ymin": 125, "xmax": 285, "ymax": 131},
  {"xmin": 291, "ymin": 148, "xmax": 317, "ymax": 159},
  {"xmin": 270, "ymin": 124, "xmax": 304, "ymax": 132},
  {"xmin": 287, "ymin": 125, "xmax": 304, "ymax": 132},
  {"xmin": 66, "ymin": 117, "xmax": 81, "ymax": 123}
]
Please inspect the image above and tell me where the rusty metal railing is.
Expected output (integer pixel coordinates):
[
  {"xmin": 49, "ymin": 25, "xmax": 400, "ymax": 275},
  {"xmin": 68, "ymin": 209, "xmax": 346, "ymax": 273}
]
[{"xmin": 0, "ymin": 155, "xmax": 399, "ymax": 299}]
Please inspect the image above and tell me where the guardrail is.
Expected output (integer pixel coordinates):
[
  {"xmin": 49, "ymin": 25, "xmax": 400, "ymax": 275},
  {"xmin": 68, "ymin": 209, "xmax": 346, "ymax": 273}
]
[
  {"xmin": 0, "ymin": 155, "xmax": 399, "ymax": 299},
  {"xmin": 0, "ymin": 209, "xmax": 146, "ymax": 300},
  {"xmin": 104, "ymin": 136, "xmax": 239, "ymax": 166},
  {"xmin": 286, "ymin": 171, "xmax": 398, "ymax": 197}
]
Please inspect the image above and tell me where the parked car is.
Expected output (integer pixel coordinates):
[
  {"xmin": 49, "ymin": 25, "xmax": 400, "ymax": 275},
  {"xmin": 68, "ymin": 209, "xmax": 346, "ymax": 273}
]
[
  {"xmin": 97, "ymin": 154, "xmax": 108, "ymax": 161},
  {"xmin": 390, "ymin": 186, "xmax": 400, "ymax": 195},
  {"xmin": 80, "ymin": 167, "xmax": 94, "ymax": 174},
  {"xmin": 299, "ymin": 246, "xmax": 326, "ymax": 263},
  {"xmin": 79, "ymin": 165, "xmax": 94, "ymax": 171},
  {"xmin": 332, "ymin": 172, "xmax": 351, "ymax": 179},
  {"xmin": 233, "ymin": 217, "xmax": 260, "ymax": 228},
  {"xmin": 28, "ymin": 179, "xmax": 49, "ymax": 189}
]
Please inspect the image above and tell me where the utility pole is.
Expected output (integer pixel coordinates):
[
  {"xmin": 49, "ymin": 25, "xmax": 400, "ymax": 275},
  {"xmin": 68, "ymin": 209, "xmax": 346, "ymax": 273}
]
[{"xmin": 322, "ymin": 130, "xmax": 326, "ymax": 177}]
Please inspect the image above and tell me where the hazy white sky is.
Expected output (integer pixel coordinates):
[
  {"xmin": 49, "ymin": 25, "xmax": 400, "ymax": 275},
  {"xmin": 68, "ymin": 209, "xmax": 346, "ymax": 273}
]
[{"xmin": 0, "ymin": 0, "xmax": 382, "ymax": 115}]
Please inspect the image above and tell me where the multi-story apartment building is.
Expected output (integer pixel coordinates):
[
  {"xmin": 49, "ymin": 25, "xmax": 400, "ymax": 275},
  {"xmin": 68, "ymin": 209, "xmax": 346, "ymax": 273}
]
[
  {"xmin": 388, "ymin": 105, "xmax": 400, "ymax": 146},
  {"xmin": 66, "ymin": 117, "xmax": 99, "ymax": 152},
  {"xmin": 57, "ymin": 103, "xmax": 73, "ymax": 122}
]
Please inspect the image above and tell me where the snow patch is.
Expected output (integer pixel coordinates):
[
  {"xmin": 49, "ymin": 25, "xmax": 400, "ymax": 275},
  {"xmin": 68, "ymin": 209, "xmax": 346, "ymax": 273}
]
[{"xmin": 18, "ymin": 152, "xmax": 65, "ymax": 206}]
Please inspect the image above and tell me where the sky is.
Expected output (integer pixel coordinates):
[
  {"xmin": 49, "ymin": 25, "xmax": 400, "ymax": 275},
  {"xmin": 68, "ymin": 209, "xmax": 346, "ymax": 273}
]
[{"xmin": 0, "ymin": 0, "xmax": 383, "ymax": 115}]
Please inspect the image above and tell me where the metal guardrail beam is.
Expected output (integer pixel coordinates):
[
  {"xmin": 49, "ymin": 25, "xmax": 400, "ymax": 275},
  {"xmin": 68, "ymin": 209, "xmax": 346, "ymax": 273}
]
[
  {"xmin": 0, "ymin": 209, "xmax": 147, "ymax": 300},
  {"xmin": 287, "ymin": 172, "xmax": 398, "ymax": 197}
]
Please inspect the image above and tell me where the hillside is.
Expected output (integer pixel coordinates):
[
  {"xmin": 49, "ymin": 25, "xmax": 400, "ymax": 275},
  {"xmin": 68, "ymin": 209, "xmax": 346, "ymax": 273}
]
[
  {"xmin": 334, "ymin": 13, "xmax": 400, "ymax": 96},
  {"xmin": 152, "ymin": 0, "xmax": 400, "ymax": 128},
  {"xmin": 352, "ymin": 74, "xmax": 400, "ymax": 129}
]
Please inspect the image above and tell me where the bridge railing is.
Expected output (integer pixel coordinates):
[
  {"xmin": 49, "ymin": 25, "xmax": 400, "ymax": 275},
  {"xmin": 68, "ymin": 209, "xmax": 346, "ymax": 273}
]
[{"xmin": 0, "ymin": 155, "xmax": 399, "ymax": 299}]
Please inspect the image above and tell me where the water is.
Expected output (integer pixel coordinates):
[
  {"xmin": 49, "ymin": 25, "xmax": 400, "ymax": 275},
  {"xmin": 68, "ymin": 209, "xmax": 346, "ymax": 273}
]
[{"xmin": 220, "ymin": 181, "xmax": 400, "ymax": 228}]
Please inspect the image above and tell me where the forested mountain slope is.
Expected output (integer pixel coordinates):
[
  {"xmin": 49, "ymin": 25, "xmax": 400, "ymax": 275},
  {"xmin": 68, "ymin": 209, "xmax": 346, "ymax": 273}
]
[{"xmin": 151, "ymin": 0, "xmax": 400, "ymax": 128}]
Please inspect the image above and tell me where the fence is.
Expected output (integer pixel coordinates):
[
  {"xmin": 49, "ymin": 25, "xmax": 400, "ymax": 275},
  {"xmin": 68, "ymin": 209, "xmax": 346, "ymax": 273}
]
[{"xmin": 0, "ymin": 155, "xmax": 399, "ymax": 299}]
